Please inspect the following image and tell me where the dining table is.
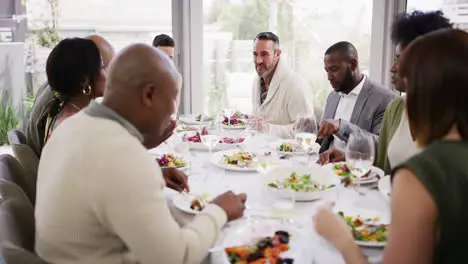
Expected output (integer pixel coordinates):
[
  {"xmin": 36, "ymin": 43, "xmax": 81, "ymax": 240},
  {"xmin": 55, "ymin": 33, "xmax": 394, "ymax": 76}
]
[{"xmin": 150, "ymin": 131, "xmax": 390, "ymax": 264}]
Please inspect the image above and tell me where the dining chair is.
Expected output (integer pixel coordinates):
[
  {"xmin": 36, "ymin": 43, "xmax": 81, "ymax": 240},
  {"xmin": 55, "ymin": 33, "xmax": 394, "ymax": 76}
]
[
  {"xmin": 7, "ymin": 129, "xmax": 27, "ymax": 145},
  {"xmin": 0, "ymin": 180, "xmax": 47, "ymax": 264},
  {"xmin": 0, "ymin": 155, "xmax": 36, "ymax": 205}
]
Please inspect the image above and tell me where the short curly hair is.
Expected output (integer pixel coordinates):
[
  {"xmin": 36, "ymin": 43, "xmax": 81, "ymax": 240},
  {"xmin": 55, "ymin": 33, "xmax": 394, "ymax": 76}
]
[{"xmin": 391, "ymin": 10, "xmax": 453, "ymax": 48}]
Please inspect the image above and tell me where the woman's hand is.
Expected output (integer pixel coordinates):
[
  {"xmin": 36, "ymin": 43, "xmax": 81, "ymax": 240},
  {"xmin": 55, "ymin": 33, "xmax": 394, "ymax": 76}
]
[{"xmin": 314, "ymin": 202, "xmax": 354, "ymax": 252}]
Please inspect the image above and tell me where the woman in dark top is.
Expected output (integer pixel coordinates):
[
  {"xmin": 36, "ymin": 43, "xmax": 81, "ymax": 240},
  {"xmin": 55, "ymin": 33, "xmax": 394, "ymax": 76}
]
[
  {"xmin": 313, "ymin": 28, "xmax": 468, "ymax": 264},
  {"xmin": 44, "ymin": 38, "xmax": 106, "ymax": 143}
]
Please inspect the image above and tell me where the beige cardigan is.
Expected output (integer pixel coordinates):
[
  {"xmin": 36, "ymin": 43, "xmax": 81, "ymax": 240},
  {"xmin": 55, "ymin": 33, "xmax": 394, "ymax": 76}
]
[
  {"xmin": 252, "ymin": 58, "xmax": 314, "ymax": 138},
  {"xmin": 35, "ymin": 112, "xmax": 227, "ymax": 264}
]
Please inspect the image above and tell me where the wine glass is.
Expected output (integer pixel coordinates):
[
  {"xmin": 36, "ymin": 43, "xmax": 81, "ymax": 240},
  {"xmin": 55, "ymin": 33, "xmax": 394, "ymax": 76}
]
[
  {"xmin": 345, "ymin": 132, "xmax": 375, "ymax": 195},
  {"xmin": 223, "ymin": 108, "xmax": 236, "ymax": 128},
  {"xmin": 172, "ymin": 133, "xmax": 192, "ymax": 174},
  {"xmin": 240, "ymin": 118, "xmax": 258, "ymax": 142},
  {"xmin": 293, "ymin": 115, "xmax": 318, "ymax": 165}
]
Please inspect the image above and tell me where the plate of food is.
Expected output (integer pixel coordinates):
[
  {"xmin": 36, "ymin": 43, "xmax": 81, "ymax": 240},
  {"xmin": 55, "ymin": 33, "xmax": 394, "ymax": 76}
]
[
  {"xmin": 172, "ymin": 192, "xmax": 212, "ymax": 215},
  {"xmin": 378, "ymin": 175, "xmax": 391, "ymax": 202},
  {"xmin": 155, "ymin": 153, "xmax": 188, "ymax": 169},
  {"xmin": 182, "ymin": 129, "xmax": 246, "ymax": 151},
  {"xmin": 270, "ymin": 140, "xmax": 321, "ymax": 156},
  {"xmin": 266, "ymin": 165, "xmax": 339, "ymax": 201},
  {"xmin": 328, "ymin": 162, "xmax": 383, "ymax": 185},
  {"xmin": 232, "ymin": 111, "xmax": 250, "ymax": 119},
  {"xmin": 175, "ymin": 124, "xmax": 198, "ymax": 133},
  {"xmin": 179, "ymin": 114, "xmax": 214, "ymax": 125},
  {"xmin": 211, "ymin": 218, "xmax": 313, "ymax": 264},
  {"xmin": 338, "ymin": 211, "xmax": 389, "ymax": 247},
  {"xmin": 222, "ymin": 116, "xmax": 247, "ymax": 130},
  {"xmin": 212, "ymin": 150, "xmax": 257, "ymax": 172}
]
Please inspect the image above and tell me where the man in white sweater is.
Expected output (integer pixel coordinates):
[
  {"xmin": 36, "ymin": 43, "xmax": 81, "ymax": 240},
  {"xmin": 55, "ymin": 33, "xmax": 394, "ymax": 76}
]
[
  {"xmin": 251, "ymin": 32, "xmax": 315, "ymax": 138},
  {"xmin": 35, "ymin": 43, "xmax": 247, "ymax": 264}
]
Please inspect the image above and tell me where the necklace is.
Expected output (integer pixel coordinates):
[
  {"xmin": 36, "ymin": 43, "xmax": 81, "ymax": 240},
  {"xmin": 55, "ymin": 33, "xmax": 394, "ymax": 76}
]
[{"xmin": 68, "ymin": 102, "xmax": 82, "ymax": 111}]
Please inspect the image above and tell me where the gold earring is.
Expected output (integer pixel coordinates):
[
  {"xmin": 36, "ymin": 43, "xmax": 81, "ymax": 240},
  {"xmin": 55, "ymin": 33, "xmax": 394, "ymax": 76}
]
[{"xmin": 82, "ymin": 85, "xmax": 92, "ymax": 96}]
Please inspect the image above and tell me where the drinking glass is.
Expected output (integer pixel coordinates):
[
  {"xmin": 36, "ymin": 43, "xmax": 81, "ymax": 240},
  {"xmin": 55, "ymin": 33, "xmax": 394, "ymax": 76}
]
[
  {"xmin": 293, "ymin": 115, "xmax": 318, "ymax": 164},
  {"xmin": 253, "ymin": 153, "xmax": 276, "ymax": 176},
  {"xmin": 271, "ymin": 187, "xmax": 295, "ymax": 223},
  {"xmin": 345, "ymin": 132, "xmax": 375, "ymax": 195},
  {"xmin": 172, "ymin": 133, "xmax": 192, "ymax": 175},
  {"xmin": 223, "ymin": 108, "xmax": 236, "ymax": 128}
]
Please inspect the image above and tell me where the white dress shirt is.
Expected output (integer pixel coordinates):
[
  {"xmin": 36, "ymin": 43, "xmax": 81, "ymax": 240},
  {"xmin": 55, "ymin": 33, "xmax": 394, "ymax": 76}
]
[{"xmin": 333, "ymin": 75, "xmax": 366, "ymax": 150}]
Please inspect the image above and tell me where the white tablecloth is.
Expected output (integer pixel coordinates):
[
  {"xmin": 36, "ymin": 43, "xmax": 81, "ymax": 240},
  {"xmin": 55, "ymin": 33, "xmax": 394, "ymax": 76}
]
[{"xmin": 152, "ymin": 134, "xmax": 389, "ymax": 264}]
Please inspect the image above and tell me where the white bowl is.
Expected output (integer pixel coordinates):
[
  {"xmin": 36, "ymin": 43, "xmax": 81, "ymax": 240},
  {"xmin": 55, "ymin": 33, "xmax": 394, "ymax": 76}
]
[{"xmin": 267, "ymin": 165, "xmax": 340, "ymax": 201}]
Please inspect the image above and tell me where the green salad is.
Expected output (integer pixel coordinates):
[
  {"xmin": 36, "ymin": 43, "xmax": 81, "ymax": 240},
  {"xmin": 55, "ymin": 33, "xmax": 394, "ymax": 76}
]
[{"xmin": 268, "ymin": 172, "xmax": 335, "ymax": 192}]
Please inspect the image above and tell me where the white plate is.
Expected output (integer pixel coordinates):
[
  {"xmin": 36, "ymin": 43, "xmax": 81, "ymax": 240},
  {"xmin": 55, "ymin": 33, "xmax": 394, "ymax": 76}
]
[
  {"xmin": 211, "ymin": 150, "xmax": 257, "ymax": 172},
  {"xmin": 188, "ymin": 141, "xmax": 242, "ymax": 151},
  {"xmin": 326, "ymin": 162, "xmax": 383, "ymax": 184},
  {"xmin": 172, "ymin": 193, "xmax": 202, "ymax": 215},
  {"xmin": 267, "ymin": 165, "xmax": 340, "ymax": 201},
  {"xmin": 153, "ymin": 154, "xmax": 189, "ymax": 170},
  {"xmin": 211, "ymin": 218, "xmax": 314, "ymax": 264},
  {"xmin": 335, "ymin": 209, "xmax": 389, "ymax": 248},
  {"xmin": 180, "ymin": 130, "xmax": 246, "ymax": 151},
  {"xmin": 378, "ymin": 175, "xmax": 391, "ymax": 202},
  {"xmin": 355, "ymin": 240, "xmax": 387, "ymax": 247},
  {"xmin": 269, "ymin": 140, "xmax": 321, "ymax": 156},
  {"xmin": 222, "ymin": 124, "xmax": 246, "ymax": 130},
  {"xmin": 179, "ymin": 115, "xmax": 213, "ymax": 125}
]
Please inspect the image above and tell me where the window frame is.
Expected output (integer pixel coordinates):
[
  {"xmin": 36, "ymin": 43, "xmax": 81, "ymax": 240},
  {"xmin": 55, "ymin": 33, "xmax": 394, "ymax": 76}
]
[{"xmin": 178, "ymin": 0, "xmax": 407, "ymax": 114}]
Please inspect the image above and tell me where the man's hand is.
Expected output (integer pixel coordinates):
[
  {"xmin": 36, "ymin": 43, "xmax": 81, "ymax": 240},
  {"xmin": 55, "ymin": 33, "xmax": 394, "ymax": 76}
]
[
  {"xmin": 156, "ymin": 119, "xmax": 177, "ymax": 147},
  {"xmin": 317, "ymin": 148, "xmax": 345, "ymax": 165},
  {"xmin": 212, "ymin": 191, "xmax": 247, "ymax": 222},
  {"xmin": 162, "ymin": 167, "xmax": 189, "ymax": 192},
  {"xmin": 318, "ymin": 119, "xmax": 340, "ymax": 138}
]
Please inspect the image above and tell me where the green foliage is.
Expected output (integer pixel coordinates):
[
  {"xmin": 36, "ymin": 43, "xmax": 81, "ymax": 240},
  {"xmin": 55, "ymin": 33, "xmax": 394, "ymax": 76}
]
[
  {"xmin": 32, "ymin": 27, "xmax": 61, "ymax": 48},
  {"xmin": 0, "ymin": 91, "xmax": 36, "ymax": 145},
  {"xmin": 217, "ymin": 0, "xmax": 269, "ymax": 40},
  {"xmin": 24, "ymin": 0, "xmax": 62, "ymax": 48},
  {"xmin": 0, "ymin": 94, "xmax": 20, "ymax": 146}
]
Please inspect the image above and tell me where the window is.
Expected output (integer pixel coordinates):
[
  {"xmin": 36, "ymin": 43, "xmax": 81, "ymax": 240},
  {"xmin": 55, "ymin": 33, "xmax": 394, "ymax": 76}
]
[
  {"xmin": 202, "ymin": 0, "xmax": 373, "ymax": 115},
  {"xmin": 25, "ymin": 0, "xmax": 173, "ymax": 95},
  {"xmin": 407, "ymin": 0, "xmax": 468, "ymax": 31}
]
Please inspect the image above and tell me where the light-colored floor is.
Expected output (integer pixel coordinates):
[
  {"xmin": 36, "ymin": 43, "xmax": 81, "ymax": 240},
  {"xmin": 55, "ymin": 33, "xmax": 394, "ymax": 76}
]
[{"xmin": 0, "ymin": 145, "xmax": 13, "ymax": 156}]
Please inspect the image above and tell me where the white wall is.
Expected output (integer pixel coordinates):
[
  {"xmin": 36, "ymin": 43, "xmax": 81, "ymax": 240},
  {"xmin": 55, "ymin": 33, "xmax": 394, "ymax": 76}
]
[{"xmin": 0, "ymin": 42, "xmax": 26, "ymax": 110}]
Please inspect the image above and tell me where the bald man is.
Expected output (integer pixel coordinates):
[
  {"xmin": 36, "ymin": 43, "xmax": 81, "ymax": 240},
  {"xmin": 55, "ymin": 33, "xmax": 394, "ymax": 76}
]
[
  {"xmin": 35, "ymin": 43, "xmax": 247, "ymax": 264},
  {"xmin": 318, "ymin": 41, "xmax": 395, "ymax": 153},
  {"xmin": 22, "ymin": 34, "xmax": 115, "ymax": 157}
]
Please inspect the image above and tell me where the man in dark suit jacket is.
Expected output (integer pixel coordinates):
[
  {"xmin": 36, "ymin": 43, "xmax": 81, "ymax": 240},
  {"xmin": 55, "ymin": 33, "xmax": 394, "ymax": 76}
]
[{"xmin": 317, "ymin": 41, "xmax": 396, "ymax": 153}]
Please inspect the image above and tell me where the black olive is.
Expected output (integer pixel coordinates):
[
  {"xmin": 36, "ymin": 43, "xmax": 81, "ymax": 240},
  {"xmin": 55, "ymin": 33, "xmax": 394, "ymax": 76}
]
[
  {"xmin": 278, "ymin": 258, "xmax": 294, "ymax": 264},
  {"xmin": 246, "ymin": 250, "xmax": 264, "ymax": 262},
  {"xmin": 257, "ymin": 237, "xmax": 273, "ymax": 249},
  {"xmin": 275, "ymin": 230, "xmax": 290, "ymax": 244}
]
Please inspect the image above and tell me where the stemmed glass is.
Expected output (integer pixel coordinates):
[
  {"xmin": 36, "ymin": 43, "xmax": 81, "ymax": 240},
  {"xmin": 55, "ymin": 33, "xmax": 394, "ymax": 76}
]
[
  {"xmin": 240, "ymin": 118, "xmax": 259, "ymax": 143},
  {"xmin": 293, "ymin": 115, "xmax": 318, "ymax": 165},
  {"xmin": 197, "ymin": 123, "xmax": 220, "ymax": 156},
  {"xmin": 223, "ymin": 108, "xmax": 236, "ymax": 128},
  {"xmin": 345, "ymin": 132, "xmax": 375, "ymax": 195}
]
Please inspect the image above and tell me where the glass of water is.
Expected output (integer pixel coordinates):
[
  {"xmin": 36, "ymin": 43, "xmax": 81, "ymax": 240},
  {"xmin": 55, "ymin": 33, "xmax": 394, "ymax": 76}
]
[
  {"xmin": 345, "ymin": 132, "xmax": 375, "ymax": 194},
  {"xmin": 293, "ymin": 115, "xmax": 318, "ymax": 164},
  {"xmin": 271, "ymin": 187, "xmax": 295, "ymax": 223}
]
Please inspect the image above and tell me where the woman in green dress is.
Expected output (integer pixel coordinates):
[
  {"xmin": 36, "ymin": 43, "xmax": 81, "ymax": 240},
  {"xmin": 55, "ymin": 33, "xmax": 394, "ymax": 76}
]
[{"xmin": 314, "ymin": 28, "xmax": 468, "ymax": 264}]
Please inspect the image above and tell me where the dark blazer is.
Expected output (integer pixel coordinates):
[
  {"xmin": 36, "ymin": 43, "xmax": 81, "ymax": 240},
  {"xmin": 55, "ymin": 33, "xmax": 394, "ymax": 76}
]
[{"xmin": 319, "ymin": 77, "xmax": 396, "ymax": 153}]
